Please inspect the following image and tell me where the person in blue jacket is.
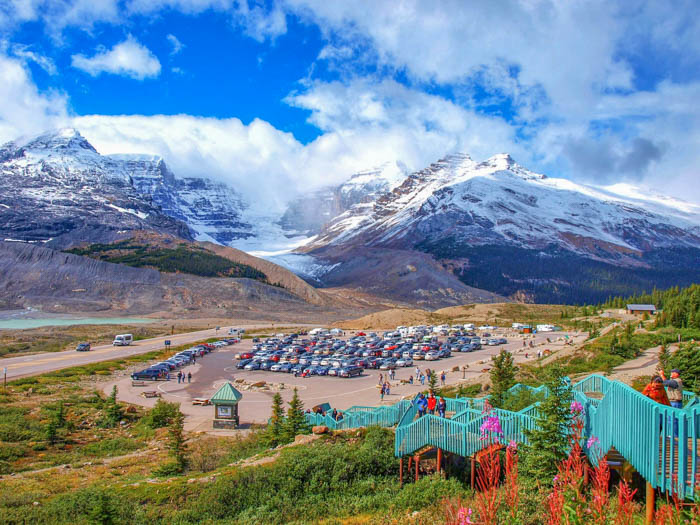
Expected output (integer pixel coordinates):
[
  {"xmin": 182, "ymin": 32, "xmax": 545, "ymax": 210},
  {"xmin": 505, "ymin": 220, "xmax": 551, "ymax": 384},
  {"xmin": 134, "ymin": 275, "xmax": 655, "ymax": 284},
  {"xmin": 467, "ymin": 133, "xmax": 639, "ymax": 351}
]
[{"xmin": 416, "ymin": 393, "xmax": 428, "ymax": 417}]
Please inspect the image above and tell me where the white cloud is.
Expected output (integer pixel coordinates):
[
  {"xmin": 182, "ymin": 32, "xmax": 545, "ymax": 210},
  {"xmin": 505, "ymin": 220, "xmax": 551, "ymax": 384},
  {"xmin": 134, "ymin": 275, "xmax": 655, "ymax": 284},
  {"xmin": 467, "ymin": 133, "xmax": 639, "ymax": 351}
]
[
  {"xmin": 0, "ymin": 51, "xmax": 68, "ymax": 144},
  {"xmin": 71, "ymin": 35, "xmax": 161, "ymax": 79},
  {"xmin": 166, "ymin": 34, "xmax": 184, "ymax": 55},
  {"xmin": 2, "ymin": 42, "xmax": 57, "ymax": 75},
  {"xmin": 0, "ymin": 0, "xmax": 120, "ymax": 35}
]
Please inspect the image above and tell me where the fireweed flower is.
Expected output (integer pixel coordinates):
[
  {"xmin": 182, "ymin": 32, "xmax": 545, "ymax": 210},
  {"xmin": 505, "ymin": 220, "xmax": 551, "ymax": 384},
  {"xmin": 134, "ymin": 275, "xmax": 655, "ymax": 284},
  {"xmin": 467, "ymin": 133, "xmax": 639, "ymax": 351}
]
[
  {"xmin": 479, "ymin": 415, "xmax": 503, "ymax": 440},
  {"xmin": 570, "ymin": 401, "xmax": 584, "ymax": 414},
  {"xmin": 508, "ymin": 440, "xmax": 517, "ymax": 450},
  {"xmin": 457, "ymin": 507, "xmax": 474, "ymax": 524},
  {"xmin": 587, "ymin": 436, "xmax": 600, "ymax": 449}
]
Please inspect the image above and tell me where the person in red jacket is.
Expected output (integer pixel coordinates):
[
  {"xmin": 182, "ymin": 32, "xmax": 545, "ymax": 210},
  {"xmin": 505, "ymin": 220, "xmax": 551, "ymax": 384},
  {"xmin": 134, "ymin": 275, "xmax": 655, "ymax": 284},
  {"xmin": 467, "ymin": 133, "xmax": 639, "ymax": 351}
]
[{"xmin": 427, "ymin": 393, "xmax": 437, "ymax": 415}]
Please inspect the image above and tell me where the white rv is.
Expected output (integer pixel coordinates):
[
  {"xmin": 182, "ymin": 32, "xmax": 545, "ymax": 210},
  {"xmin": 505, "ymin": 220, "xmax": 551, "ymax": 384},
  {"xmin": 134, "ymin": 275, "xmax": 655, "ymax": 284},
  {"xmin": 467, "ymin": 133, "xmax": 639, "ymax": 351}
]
[{"xmin": 112, "ymin": 334, "xmax": 133, "ymax": 346}]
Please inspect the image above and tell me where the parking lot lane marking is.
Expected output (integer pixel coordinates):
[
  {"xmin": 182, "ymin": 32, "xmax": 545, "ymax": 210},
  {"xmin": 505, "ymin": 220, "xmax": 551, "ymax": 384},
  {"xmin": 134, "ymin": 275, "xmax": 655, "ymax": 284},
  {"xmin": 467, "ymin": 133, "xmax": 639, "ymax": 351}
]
[{"xmin": 156, "ymin": 382, "xmax": 190, "ymax": 399}]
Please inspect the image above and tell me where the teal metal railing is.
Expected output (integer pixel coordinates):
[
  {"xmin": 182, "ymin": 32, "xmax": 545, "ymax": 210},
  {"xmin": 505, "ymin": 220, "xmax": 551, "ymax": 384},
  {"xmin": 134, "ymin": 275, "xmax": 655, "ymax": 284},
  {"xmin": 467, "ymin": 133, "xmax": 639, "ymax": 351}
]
[{"xmin": 299, "ymin": 374, "xmax": 700, "ymax": 499}]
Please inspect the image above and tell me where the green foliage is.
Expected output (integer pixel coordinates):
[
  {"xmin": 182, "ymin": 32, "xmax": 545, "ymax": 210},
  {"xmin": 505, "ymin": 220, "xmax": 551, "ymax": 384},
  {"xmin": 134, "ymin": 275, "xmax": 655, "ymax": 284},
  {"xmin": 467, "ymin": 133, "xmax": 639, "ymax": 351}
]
[
  {"xmin": 283, "ymin": 388, "xmax": 310, "ymax": 441},
  {"xmin": 265, "ymin": 392, "xmax": 285, "ymax": 447},
  {"xmin": 173, "ymin": 427, "xmax": 419, "ymax": 523},
  {"xmin": 604, "ymin": 284, "xmax": 700, "ymax": 330},
  {"xmin": 658, "ymin": 343, "xmax": 671, "ymax": 376},
  {"xmin": 141, "ymin": 399, "xmax": 180, "ymax": 429},
  {"xmin": 667, "ymin": 343, "xmax": 700, "ymax": 394},
  {"xmin": 66, "ymin": 241, "xmax": 270, "ymax": 282},
  {"xmin": 428, "ymin": 370, "xmax": 438, "ymax": 392},
  {"xmin": 500, "ymin": 387, "xmax": 547, "ymax": 412},
  {"xmin": 165, "ymin": 409, "xmax": 187, "ymax": 473},
  {"xmin": 522, "ymin": 366, "xmax": 573, "ymax": 481},
  {"xmin": 489, "ymin": 349, "xmax": 517, "ymax": 408},
  {"xmin": 99, "ymin": 386, "xmax": 122, "ymax": 428}
]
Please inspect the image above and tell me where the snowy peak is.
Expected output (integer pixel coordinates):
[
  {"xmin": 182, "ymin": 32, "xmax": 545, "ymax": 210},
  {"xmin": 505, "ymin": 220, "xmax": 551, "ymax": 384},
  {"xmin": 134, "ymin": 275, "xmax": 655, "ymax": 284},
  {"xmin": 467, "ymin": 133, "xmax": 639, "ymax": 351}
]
[
  {"xmin": 478, "ymin": 153, "xmax": 546, "ymax": 181},
  {"xmin": 20, "ymin": 128, "xmax": 98, "ymax": 155},
  {"xmin": 307, "ymin": 150, "xmax": 700, "ymax": 259}
]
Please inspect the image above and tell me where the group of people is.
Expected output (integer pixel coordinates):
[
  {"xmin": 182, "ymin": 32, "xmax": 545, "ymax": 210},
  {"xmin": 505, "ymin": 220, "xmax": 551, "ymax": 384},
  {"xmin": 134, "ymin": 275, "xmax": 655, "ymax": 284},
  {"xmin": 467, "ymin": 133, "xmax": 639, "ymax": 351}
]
[
  {"xmin": 177, "ymin": 371, "xmax": 192, "ymax": 384},
  {"xmin": 642, "ymin": 368, "xmax": 683, "ymax": 408},
  {"xmin": 415, "ymin": 392, "xmax": 447, "ymax": 418},
  {"xmin": 380, "ymin": 381, "xmax": 391, "ymax": 400}
]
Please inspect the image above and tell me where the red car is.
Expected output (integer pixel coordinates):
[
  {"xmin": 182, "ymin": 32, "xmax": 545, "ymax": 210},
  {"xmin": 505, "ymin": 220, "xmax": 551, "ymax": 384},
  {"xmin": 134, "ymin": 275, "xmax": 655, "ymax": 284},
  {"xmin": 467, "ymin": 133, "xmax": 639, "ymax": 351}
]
[{"xmin": 239, "ymin": 352, "xmax": 254, "ymax": 359}]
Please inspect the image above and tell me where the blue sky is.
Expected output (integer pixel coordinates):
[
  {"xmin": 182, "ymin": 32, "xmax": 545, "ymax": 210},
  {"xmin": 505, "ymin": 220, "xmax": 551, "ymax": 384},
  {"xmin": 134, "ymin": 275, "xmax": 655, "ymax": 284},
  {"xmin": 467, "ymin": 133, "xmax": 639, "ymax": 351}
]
[{"xmin": 0, "ymin": 1, "xmax": 699, "ymax": 204}]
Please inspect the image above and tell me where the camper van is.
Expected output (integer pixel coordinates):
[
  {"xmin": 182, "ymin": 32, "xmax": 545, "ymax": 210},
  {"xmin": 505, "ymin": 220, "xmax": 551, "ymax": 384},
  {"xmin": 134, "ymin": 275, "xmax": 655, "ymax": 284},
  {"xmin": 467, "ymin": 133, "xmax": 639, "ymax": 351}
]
[{"xmin": 112, "ymin": 334, "xmax": 133, "ymax": 346}]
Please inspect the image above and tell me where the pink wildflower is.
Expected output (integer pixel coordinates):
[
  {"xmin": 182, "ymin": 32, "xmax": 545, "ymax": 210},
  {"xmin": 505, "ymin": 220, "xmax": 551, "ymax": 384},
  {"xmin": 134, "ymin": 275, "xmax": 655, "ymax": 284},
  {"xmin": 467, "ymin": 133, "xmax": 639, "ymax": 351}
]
[
  {"xmin": 587, "ymin": 435, "xmax": 600, "ymax": 450},
  {"xmin": 457, "ymin": 507, "xmax": 474, "ymax": 524},
  {"xmin": 570, "ymin": 400, "xmax": 584, "ymax": 414}
]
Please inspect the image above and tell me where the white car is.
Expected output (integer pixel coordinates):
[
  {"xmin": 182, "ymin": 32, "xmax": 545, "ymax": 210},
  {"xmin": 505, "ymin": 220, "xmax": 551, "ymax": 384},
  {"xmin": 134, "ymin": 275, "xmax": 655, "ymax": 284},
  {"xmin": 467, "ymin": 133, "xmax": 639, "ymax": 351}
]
[
  {"xmin": 396, "ymin": 357, "xmax": 413, "ymax": 367},
  {"xmin": 425, "ymin": 351, "xmax": 440, "ymax": 361}
]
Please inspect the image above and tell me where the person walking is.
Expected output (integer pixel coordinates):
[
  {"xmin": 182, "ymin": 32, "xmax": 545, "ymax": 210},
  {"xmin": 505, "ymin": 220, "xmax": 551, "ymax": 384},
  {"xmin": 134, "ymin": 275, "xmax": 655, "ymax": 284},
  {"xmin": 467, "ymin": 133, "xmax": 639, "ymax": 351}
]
[
  {"xmin": 380, "ymin": 383, "xmax": 385, "ymax": 401},
  {"xmin": 420, "ymin": 373, "xmax": 425, "ymax": 386},
  {"xmin": 440, "ymin": 372, "xmax": 446, "ymax": 386},
  {"xmin": 438, "ymin": 397, "xmax": 447, "ymax": 418},
  {"xmin": 187, "ymin": 372, "xmax": 192, "ymax": 383},
  {"xmin": 379, "ymin": 373, "xmax": 383, "ymax": 385},
  {"xmin": 385, "ymin": 382, "xmax": 391, "ymax": 395},
  {"xmin": 660, "ymin": 368, "xmax": 684, "ymax": 409},
  {"xmin": 177, "ymin": 371, "xmax": 182, "ymax": 384},
  {"xmin": 415, "ymin": 366, "xmax": 420, "ymax": 378},
  {"xmin": 409, "ymin": 375, "xmax": 414, "ymax": 385}
]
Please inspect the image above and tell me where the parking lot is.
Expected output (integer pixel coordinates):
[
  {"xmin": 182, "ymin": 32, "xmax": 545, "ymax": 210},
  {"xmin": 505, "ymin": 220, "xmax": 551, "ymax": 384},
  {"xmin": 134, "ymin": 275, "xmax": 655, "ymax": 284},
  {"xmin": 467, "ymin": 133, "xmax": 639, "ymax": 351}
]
[{"xmin": 107, "ymin": 326, "xmax": 587, "ymax": 432}]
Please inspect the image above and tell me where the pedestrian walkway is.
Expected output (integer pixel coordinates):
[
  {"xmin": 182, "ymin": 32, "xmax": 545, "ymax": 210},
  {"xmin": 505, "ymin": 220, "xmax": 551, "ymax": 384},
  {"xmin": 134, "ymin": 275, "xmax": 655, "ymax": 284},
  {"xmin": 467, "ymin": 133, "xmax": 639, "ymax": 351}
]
[{"xmin": 308, "ymin": 374, "xmax": 700, "ymax": 500}]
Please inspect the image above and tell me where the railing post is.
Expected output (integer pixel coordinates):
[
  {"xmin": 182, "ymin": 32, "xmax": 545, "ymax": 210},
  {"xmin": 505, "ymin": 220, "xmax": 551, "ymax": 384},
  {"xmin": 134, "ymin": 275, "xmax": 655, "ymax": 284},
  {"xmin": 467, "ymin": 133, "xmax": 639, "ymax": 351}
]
[
  {"xmin": 399, "ymin": 457, "xmax": 403, "ymax": 487},
  {"xmin": 437, "ymin": 447, "xmax": 443, "ymax": 474},
  {"xmin": 646, "ymin": 482, "xmax": 655, "ymax": 525}
]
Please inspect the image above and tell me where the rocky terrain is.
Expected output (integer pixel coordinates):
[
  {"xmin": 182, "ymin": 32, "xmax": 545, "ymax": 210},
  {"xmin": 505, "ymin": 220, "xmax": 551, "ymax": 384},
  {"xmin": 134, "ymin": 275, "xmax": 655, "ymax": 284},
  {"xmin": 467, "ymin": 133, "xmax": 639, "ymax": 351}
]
[{"xmin": 0, "ymin": 129, "xmax": 193, "ymax": 248}]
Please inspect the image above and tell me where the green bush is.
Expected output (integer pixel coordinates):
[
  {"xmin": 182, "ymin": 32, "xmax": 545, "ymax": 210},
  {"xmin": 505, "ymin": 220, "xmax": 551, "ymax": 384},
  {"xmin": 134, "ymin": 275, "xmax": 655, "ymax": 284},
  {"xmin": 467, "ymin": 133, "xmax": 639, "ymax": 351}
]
[
  {"xmin": 141, "ymin": 400, "xmax": 181, "ymax": 429},
  {"xmin": 81, "ymin": 438, "xmax": 142, "ymax": 458}
]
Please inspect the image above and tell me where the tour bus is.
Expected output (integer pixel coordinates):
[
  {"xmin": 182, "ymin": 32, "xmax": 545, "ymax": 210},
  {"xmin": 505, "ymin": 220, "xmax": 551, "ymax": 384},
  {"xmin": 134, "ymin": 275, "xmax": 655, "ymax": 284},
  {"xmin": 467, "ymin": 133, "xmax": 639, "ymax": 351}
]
[{"xmin": 113, "ymin": 334, "xmax": 133, "ymax": 346}]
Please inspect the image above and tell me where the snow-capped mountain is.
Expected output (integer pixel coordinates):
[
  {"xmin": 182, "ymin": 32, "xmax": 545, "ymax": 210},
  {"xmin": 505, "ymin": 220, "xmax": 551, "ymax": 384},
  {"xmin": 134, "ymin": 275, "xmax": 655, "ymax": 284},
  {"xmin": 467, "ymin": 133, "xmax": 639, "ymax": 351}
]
[
  {"xmin": 300, "ymin": 153, "xmax": 700, "ymax": 304},
  {"xmin": 0, "ymin": 129, "xmax": 192, "ymax": 248},
  {"xmin": 123, "ymin": 154, "xmax": 253, "ymax": 244},
  {"xmin": 279, "ymin": 161, "xmax": 408, "ymax": 237},
  {"xmin": 308, "ymin": 152, "xmax": 700, "ymax": 257}
]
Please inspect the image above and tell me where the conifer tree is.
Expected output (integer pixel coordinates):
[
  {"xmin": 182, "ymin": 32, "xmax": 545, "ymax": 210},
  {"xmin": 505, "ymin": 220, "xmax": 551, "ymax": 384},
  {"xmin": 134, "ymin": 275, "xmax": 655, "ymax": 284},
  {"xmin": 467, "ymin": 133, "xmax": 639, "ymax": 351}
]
[
  {"xmin": 166, "ymin": 410, "xmax": 187, "ymax": 472},
  {"xmin": 489, "ymin": 349, "xmax": 517, "ymax": 408},
  {"xmin": 658, "ymin": 343, "xmax": 670, "ymax": 376},
  {"xmin": 428, "ymin": 370, "xmax": 438, "ymax": 393},
  {"xmin": 266, "ymin": 392, "xmax": 285, "ymax": 446},
  {"xmin": 522, "ymin": 366, "xmax": 573, "ymax": 481},
  {"xmin": 283, "ymin": 388, "xmax": 309, "ymax": 441}
]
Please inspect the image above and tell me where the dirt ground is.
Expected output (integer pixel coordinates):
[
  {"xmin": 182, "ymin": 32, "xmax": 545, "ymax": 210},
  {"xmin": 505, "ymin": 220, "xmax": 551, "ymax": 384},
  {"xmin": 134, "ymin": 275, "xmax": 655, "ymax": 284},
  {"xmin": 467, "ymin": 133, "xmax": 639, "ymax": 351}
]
[{"xmin": 104, "ymin": 328, "xmax": 587, "ymax": 433}]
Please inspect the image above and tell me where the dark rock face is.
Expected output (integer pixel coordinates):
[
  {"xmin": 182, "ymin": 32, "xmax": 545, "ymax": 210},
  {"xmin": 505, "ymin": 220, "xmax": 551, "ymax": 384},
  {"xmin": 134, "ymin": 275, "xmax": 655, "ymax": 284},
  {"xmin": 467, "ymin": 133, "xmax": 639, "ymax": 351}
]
[{"xmin": 127, "ymin": 158, "xmax": 254, "ymax": 244}]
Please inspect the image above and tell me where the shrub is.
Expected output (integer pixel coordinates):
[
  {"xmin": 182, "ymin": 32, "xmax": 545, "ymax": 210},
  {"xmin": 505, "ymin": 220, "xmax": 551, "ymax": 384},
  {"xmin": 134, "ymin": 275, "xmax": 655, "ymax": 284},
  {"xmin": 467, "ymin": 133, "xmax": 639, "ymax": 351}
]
[{"xmin": 141, "ymin": 399, "xmax": 181, "ymax": 429}]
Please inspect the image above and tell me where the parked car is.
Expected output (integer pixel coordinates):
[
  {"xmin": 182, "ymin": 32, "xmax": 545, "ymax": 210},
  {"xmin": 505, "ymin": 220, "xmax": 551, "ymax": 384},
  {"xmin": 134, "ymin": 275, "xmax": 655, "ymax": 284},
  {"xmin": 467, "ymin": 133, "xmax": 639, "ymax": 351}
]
[
  {"xmin": 425, "ymin": 351, "xmax": 440, "ymax": 361},
  {"xmin": 131, "ymin": 369, "xmax": 163, "ymax": 380},
  {"xmin": 75, "ymin": 342, "xmax": 91, "ymax": 352},
  {"xmin": 237, "ymin": 358, "xmax": 253, "ymax": 369},
  {"xmin": 396, "ymin": 357, "xmax": 413, "ymax": 367},
  {"xmin": 244, "ymin": 361, "xmax": 261, "ymax": 371},
  {"xmin": 339, "ymin": 366, "xmax": 363, "ymax": 378}
]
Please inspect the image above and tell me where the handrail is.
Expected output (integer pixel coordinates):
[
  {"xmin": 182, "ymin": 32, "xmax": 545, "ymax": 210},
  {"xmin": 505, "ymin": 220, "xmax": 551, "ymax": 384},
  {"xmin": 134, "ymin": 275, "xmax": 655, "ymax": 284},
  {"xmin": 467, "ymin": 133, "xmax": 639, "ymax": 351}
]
[{"xmin": 300, "ymin": 373, "xmax": 700, "ymax": 499}]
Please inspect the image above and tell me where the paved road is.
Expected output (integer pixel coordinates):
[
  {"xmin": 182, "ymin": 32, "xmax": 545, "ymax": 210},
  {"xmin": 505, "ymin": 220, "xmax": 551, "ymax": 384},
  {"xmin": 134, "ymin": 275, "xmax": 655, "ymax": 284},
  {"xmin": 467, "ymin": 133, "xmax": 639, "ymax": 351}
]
[
  {"xmin": 105, "ymin": 328, "xmax": 587, "ymax": 431},
  {"xmin": 0, "ymin": 323, "xmax": 309, "ymax": 381}
]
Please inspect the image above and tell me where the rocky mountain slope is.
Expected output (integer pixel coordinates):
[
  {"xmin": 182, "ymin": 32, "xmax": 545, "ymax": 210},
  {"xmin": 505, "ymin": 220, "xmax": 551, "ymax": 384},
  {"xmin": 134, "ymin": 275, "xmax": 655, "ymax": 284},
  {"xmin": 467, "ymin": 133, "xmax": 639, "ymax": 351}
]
[
  {"xmin": 0, "ymin": 129, "xmax": 193, "ymax": 248},
  {"xmin": 279, "ymin": 161, "xmax": 408, "ymax": 236},
  {"xmin": 301, "ymin": 153, "xmax": 700, "ymax": 303}
]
